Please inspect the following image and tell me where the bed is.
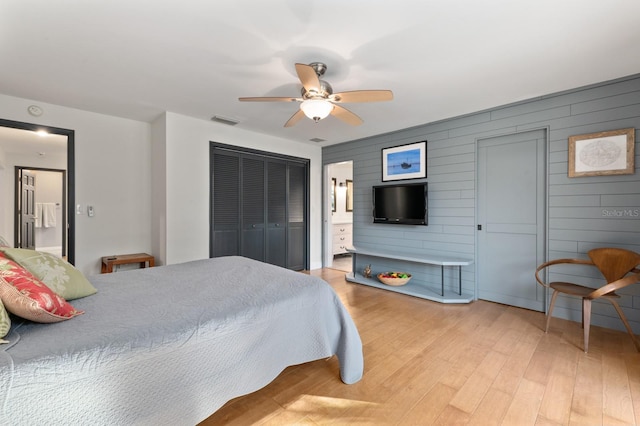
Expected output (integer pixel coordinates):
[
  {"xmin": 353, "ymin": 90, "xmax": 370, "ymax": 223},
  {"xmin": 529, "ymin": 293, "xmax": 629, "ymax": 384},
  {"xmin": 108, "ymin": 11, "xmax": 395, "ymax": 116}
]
[{"xmin": 0, "ymin": 256, "xmax": 363, "ymax": 425}]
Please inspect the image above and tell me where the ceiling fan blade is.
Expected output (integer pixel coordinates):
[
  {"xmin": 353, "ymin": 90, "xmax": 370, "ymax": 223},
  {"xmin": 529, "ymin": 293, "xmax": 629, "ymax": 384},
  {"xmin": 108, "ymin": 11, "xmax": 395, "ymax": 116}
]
[
  {"xmin": 284, "ymin": 109, "xmax": 306, "ymax": 127},
  {"xmin": 331, "ymin": 90, "xmax": 393, "ymax": 103},
  {"xmin": 239, "ymin": 96, "xmax": 299, "ymax": 102},
  {"xmin": 295, "ymin": 63, "xmax": 321, "ymax": 93},
  {"xmin": 330, "ymin": 104, "xmax": 363, "ymax": 126}
]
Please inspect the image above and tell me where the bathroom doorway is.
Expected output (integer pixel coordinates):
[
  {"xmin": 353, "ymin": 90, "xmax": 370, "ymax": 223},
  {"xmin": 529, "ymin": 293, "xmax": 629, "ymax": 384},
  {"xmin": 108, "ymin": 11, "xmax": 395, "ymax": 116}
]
[{"xmin": 324, "ymin": 161, "xmax": 353, "ymax": 272}]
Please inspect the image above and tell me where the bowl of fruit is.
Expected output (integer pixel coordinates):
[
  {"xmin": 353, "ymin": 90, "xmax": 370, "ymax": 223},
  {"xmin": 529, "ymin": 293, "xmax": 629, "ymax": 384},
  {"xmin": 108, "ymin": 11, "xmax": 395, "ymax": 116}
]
[{"xmin": 377, "ymin": 272, "xmax": 412, "ymax": 286}]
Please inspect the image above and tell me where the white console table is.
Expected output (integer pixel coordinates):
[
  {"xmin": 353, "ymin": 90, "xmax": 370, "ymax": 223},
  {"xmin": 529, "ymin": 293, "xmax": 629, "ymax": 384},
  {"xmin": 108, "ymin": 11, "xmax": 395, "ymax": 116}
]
[{"xmin": 345, "ymin": 247, "xmax": 474, "ymax": 304}]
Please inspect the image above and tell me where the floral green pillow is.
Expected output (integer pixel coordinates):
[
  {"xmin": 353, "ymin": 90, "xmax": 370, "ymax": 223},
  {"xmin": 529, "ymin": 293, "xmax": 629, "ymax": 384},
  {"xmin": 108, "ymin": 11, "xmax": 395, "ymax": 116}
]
[
  {"xmin": 0, "ymin": 298, "xmax": 10, "ymax": 343},
  {"xmin": 0, "ymin": 248, "xmax": 97, "ymax": 300}
]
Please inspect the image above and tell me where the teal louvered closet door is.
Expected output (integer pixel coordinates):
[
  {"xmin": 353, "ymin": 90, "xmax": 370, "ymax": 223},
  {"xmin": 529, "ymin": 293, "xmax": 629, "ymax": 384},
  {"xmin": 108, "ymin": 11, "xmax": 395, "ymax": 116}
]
[
  {"xmin": 210, "ymin": 144, "xmax": 309, "ymax": 270},
  {"xmin": 211, "ymin": 151, "xmax": 240, "ymax": 257},
  {"xmin": 241, "ymin": 155, "xmax": 266, "ymax": 262},
  {"xmin": 266, "ymin": 160, "xmax": 287, "ymax": 267}
]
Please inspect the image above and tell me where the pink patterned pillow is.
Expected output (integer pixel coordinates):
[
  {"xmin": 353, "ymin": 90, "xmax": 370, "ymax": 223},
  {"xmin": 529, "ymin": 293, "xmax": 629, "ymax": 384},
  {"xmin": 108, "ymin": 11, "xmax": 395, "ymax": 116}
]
[{"xmin": 0, "ymin": 252, "xmax": 83, "ymax": 323}]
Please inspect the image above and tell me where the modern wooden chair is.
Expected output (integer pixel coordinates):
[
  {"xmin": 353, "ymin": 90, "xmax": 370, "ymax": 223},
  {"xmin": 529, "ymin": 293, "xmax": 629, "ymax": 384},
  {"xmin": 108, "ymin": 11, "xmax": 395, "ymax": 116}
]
[{"xmin": 535, "ymin": 247, "xmax": 640, "ymax": 352}]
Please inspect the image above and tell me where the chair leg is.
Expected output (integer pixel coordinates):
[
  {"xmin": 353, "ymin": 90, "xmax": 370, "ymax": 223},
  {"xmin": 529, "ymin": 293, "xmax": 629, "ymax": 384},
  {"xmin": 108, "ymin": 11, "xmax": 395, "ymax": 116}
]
[
  {"xmin": 546, "ymin": 290, "xmax": 559, "ymax": 333},
  {"xmin": 583, "ymin": 298, "xmax": 592, "ymax": 353},
  {"xmin": 608, "ymin": 299, "xmax": 640, "ymax": 352}
]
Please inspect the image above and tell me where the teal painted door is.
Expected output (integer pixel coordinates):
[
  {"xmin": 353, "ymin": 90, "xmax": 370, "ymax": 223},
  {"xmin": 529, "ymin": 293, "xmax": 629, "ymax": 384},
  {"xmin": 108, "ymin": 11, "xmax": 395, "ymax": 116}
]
[{"xmin": 477, "ymin": 130, "xmax": 546, "ymax": 311}]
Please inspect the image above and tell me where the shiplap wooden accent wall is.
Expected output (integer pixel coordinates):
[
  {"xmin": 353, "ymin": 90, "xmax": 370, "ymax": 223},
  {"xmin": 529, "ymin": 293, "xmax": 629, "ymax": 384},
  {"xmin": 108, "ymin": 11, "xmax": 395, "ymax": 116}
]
[{"xmin": 323, "ymin": 74, "xmax": 640, "ymax": 333}]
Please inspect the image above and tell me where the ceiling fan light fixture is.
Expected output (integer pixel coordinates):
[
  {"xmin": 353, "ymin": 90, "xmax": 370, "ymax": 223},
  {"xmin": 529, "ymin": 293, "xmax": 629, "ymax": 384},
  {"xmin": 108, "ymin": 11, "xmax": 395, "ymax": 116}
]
[
  {"xmin": 240, "ymin": 62, "xmax": 392, "ymax": 127},
  {"xmin": 300, "ymin": 99, "xmax": 333, "ymax": 122}
]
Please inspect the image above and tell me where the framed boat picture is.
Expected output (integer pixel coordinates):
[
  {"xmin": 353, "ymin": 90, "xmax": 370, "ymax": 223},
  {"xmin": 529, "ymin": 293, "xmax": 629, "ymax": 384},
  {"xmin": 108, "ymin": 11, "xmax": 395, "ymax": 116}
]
[{"xmin": 381, "ymin": 141, "xmax": 427, "ymax": 181}]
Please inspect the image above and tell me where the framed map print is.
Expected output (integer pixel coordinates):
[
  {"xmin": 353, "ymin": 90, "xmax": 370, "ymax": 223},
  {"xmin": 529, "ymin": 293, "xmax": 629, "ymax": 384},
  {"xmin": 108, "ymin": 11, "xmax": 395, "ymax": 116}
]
[{"xmin": 568, "ymin": 128, "xmax": 635, "ymax": 177}]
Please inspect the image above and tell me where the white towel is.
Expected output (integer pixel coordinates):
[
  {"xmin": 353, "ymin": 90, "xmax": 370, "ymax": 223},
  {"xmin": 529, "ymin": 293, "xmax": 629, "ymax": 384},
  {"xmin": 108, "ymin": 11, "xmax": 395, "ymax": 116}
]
[
  {"xmin": 34, "ymin": 203, "xmax": 43, "ymax": 228},
  {"xmin": 43, "ymin": 203, "xmax": 57, "ymax": 228}
]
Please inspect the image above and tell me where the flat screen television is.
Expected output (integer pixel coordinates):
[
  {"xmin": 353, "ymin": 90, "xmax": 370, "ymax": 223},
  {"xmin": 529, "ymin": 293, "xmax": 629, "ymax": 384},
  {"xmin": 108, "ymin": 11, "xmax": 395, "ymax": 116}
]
[{"xmin": 373, "ymin": 182, "xmax": 428, "ymax": 225}]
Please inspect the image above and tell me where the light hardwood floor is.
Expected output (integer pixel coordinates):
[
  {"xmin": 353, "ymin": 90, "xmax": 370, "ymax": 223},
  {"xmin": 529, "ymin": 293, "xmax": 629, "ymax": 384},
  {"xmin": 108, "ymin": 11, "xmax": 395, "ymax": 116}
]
[
  {"xmin": 200, "ymin": 268, "xmax": 640, "ymax": 425},
  {"xmin": 331, "ymin": 254, "xmax": 352, "ymax": 273}
]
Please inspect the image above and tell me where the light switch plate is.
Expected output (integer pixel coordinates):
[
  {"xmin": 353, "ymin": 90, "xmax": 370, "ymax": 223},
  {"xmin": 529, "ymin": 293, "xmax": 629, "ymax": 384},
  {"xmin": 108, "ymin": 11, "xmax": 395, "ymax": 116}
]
[{"xmin": 87, "ymin": 205, "xmax": 94, "ymax": 217}]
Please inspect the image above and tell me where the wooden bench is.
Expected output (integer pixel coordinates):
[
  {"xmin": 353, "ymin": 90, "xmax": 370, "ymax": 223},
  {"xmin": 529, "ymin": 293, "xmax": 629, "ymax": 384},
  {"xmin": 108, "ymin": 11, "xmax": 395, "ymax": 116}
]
[{"xmin": 101, "ymin": 253, "xmax": 155, "ymax": 273}]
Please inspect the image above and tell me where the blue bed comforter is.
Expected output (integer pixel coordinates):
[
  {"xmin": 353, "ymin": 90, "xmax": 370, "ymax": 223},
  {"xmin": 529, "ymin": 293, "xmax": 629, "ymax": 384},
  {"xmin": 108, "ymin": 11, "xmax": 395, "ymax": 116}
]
[{"xmin": 0, "ymin": 256, "xmax": 363, "ymax": 425}]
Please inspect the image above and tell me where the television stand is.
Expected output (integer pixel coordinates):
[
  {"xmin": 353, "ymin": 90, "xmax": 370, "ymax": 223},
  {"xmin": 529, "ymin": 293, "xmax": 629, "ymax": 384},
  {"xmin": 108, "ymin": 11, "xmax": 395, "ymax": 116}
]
[{"xmin": 345, "ymin": 247, "xmax": 474, "ymax": 304}]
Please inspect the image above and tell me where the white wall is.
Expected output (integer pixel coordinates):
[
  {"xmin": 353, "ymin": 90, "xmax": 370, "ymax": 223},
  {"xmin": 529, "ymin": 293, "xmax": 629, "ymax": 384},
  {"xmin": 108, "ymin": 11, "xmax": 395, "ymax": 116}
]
[
  {"xmin": 150, "ymin": 113, "xmax": 167, "ymax": 267},
  {"xmin": 152, "ymin": 112, "xmax": 323, "ymax": 269},
  {"xmin": 33, "ymin": 170, "xmax": 64, "ymax": 250},
  {"xmin": 0, "ymin": 93, "xmax": 152, "ymax": 276}
]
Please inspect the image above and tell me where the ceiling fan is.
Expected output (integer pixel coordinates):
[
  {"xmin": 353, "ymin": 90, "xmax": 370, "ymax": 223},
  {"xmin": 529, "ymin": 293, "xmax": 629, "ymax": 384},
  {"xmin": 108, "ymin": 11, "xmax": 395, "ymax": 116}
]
[{"xmin": 239, "ymin": 62, "xmax": 393, "ymax": 127}]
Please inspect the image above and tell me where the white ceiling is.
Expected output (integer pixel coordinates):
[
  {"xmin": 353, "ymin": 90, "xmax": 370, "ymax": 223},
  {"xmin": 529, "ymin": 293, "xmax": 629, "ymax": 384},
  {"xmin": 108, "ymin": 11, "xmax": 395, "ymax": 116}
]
[{"xmin": 1, "ymin": 0, "xmax": 639, "ymax": 147}]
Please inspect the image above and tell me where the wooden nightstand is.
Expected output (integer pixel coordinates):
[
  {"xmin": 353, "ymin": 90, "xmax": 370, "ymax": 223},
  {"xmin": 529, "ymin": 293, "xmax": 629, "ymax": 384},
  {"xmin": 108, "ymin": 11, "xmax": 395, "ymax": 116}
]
[{"xmin": 101, "ymin": 253, "xmax": 155, "ymax": 273}]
